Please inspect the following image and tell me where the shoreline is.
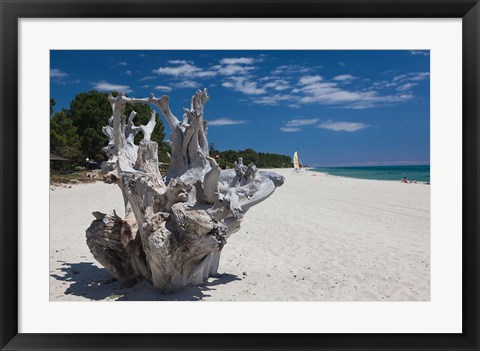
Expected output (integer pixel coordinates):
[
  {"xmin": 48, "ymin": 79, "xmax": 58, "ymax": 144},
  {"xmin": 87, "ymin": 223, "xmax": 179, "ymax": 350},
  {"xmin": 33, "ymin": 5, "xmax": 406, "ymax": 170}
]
[
  {"xmin": 276, "ymin": 168, "xmax": 430, "ymax": 185},
  {"xmin": 313, "ymin": 171, "xmax": 429, "ymax": 184}
]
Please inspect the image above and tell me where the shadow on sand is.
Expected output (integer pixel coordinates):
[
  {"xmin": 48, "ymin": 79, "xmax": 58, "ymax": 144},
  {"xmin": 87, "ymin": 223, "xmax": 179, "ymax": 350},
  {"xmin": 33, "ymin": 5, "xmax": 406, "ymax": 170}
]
[{"xmin": 50, "ymin": 262, "xmax": 241, "ymax": 301}]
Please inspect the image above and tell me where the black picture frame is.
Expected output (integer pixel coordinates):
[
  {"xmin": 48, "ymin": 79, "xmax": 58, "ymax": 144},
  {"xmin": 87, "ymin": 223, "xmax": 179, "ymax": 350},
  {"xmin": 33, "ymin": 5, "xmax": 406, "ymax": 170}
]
[{"xmin": 1, "ymin": 1, "xmax": 478, "ymax": 350}]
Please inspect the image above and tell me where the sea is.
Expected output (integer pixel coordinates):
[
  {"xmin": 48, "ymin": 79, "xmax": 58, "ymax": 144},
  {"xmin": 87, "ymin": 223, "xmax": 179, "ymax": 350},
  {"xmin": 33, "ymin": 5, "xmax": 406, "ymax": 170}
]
[{"xmin": 313, "ymin": 165, "xmax": 430, "ymax": 182}]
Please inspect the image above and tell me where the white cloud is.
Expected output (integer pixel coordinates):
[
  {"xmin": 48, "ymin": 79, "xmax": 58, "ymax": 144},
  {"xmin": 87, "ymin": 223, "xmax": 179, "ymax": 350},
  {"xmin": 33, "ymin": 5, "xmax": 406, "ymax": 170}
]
[
  {"xmin": 410, "ymin": 50, "xmax": 430, "ymax": 56},
  {"xmin": 213, "ymin": 64, "xmax": 255, "ymax": 76},
  {"xmin": 220, "ymin": 57, "xmax": 255, "ymax": 65},
  {"xmin": 408, "ymin": 72, "xmax": 430, "ymax": 81},
  {"xmin": 139, "ymin": 76, "xmax": 155, "ymax": 81},
  {"xmin": 297, "ymin": 75, "xmax": 414, "ymax": 109},
  {"xmin": 393, "ymin": 74, "xmax": 408, "ymax": 82},
  {"xmin": 253, "ymin": 94, "xmax": 293, "ymax": 105},
  {"xmin": 272, "ymin": 64, "xmax": 311, "ymax": 75},
  {"xmin": 397, "ymin": 83, "xmax": 417, "ymax": 91},
  {"xmin": 174, "ymin": 80, "xmax": 199, "ymax": 89},
  {"xmin": 208, "ymin": 118, "xmax": 246, "ymax": 126},
  {"xmin": 370, "ymin": 71, "xmax": 428, "ymax": 97},
  {"xmin": 155, "ymin": 85, "xmax": 172, "ymax": 92},
  {"xmin": 92, "ymin": 80, "xmax": 132, "ymax": 93},
  {"xmin": 246, "ymin": 70, "xmax": 415, "ymax": 109},
  {"xmin": 195, "ymin": 70, "xmax": 218, "ymax": 78},
  {"xmin": 280, "ymin": 118, "xmax": 368, "ymax": 132},
  {"xmin": 349, "ymin": 94, "xmax": 413, "ymax": 109},
  {"xmin": 299, "ymin": 82, "xmax": 367, "ymax": 104},
  {"xmin": 299, "ymin": 75, "xmax": 323, "ymax": 85},
  {"xmin": 154, "ymin": 62, "xmax": 199, "ymax": 76},
  {"xmin": 285, "ymin": 119, "xmax": 319, "ymax": 127},
  {"xmin": 280, "ymin": 127, "xmax": 301, "ymax": 132},
  {"xmin": 216, "ymin": 62, "xmax": 417, "ymax": 108},
  {"xmin": 213, "ymin": 57, "xmax": 258, "ymax": 77},
  {"xmin": 393, "ymin": 72, "xmax": 430, "ymax": 82},
  {"xmin": 118, "ymin": 62, "xmax": 127, "ymax": 66},
  {"xmin": 264, "ymin": 82, "xmax": 278, "ymax": 89},
  {"xmin": 125, "ymin": 70, "xmax": 132, "ymax": 75},
  {"xmin": 217, "ymin": 60, "xmax": 424, "ymax": 109},
  {"xmin": 153, "ymin": 61, "xmax": 217, "ymax": 78},
  {"xmin": 373, "ymin": 80, "xmax": 397, "ymax": 88},
  {"xmin": 263, "ymin": 79, "xmax": 290, "ymax": 91},
  {"xmin": 222, "ymin": 77, "xmax": 265, "ymax": 95},
  {"xmin": 169, "ymin": 60, "xmax": 192, "ymax": 64},
  {"xmin": 333, "ymin": 74, "xmax": 356, "ymax": 82},
  {"xmin": 279, "ymin": 118, "xmax": 319, "ymax": 132},
  {"xmin": 318, "ymin": 120, "xmax": 369, "ymax": 132},
  {"xmin": 50, "ymin": 68, "xmax": 68, "ymax": 78},
  {"xmin": 50, "ymin": 68, "xmax": 79, "ymax": 85}
]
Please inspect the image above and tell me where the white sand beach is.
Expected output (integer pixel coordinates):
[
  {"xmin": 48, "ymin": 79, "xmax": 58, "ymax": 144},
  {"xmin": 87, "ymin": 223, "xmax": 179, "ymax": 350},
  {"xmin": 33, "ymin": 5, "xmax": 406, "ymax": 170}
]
[{"xmin": 49, "ymin": 169, "xmax": 430, "ymax": 301}]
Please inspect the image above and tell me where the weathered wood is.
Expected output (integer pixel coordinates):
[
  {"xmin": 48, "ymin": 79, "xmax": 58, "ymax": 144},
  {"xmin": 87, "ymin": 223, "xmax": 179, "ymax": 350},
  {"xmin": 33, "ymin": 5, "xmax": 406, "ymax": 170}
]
[{"xmin": 86, "ymin": 89, "xmax": 284, "ymax": 292}]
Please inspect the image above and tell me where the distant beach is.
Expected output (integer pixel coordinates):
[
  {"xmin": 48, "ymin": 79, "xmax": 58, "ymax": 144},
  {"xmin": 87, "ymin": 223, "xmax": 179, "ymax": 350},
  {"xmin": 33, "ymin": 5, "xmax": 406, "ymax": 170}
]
[
  {"xmin": 50, "ymin": 168, "xmax": 430, "ymax": 301},
  {"xmin": 314, "ymin": 165, "xmax": 430, "ymax": 182}
]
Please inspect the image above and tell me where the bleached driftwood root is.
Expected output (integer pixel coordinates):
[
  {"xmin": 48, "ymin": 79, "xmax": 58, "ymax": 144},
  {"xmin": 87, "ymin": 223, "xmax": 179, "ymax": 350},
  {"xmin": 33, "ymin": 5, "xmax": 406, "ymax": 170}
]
[{"xmin": 86, "ymin": 89, "xmax": 284, "ymax": 292}]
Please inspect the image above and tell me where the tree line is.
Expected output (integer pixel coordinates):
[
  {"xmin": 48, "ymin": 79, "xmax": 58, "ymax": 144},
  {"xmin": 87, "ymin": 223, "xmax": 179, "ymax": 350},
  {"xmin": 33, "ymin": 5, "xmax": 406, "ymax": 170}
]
[
  {"xmin": 209, "ymin": 147, "xmax": 293, "ymax": 169},
  {"xmin": 50, "ymin": 91, "xmax": 292, "ymax": 170}
]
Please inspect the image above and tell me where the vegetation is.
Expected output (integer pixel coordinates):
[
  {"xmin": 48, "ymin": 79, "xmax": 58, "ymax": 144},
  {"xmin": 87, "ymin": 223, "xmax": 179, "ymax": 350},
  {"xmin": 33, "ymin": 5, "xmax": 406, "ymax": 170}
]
[
  {"xmin": 50, "ymin": 108, "xmax": 82, "ymax": 161},
  {"xmin": 50, "ymin": 171, "xmax": 99, "ymax": 185},
  {"xmin": 50, "ymin": 91, "xmax": 170, "ymax": 165},
  {"xmin": 209, "ymin": 146, "xmax": 292, "ymax": 169},
  {"xmin": 50, "ymin": 91, "xmax": 292, "ymax": 172}
]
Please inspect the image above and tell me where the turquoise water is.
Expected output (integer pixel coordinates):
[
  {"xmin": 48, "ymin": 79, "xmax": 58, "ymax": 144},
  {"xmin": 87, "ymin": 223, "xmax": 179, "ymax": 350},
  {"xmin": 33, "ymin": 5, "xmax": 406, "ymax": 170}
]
[{"xmin": 314, "ymin": 165, "xmax": 430, "ymax": 182}]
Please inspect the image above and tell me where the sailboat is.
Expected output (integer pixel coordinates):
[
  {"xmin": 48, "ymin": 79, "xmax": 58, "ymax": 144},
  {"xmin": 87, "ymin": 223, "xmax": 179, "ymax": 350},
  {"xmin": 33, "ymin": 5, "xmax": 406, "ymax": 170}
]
[{"xmin": 293, "ymin": 151, "xmax": 300, "ymax": 171}]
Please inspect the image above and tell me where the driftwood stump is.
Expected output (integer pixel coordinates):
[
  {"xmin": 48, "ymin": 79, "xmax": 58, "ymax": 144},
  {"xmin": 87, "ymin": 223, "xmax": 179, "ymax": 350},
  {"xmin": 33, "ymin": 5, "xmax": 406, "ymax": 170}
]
[{"xmin": 86, "ymin": 89, "xmax": 284, "ymax": 292}]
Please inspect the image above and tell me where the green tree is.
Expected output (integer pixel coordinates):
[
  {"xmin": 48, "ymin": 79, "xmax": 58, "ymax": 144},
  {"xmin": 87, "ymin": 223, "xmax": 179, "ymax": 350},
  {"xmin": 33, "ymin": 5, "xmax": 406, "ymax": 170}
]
[
  {"xmin": 66, "ymin": 90, "xmax": 168, "ymax": 162},
  {"xmin": 50, "ymin": 109, "xmax": 82, "ymax": 161},
  {"xmin": 50, "ymin": 98, "xmax": 56, "ymax": 116},
  {"xmin": 211, "ymin": 148, "xmax": 292, "ymax": 169}
]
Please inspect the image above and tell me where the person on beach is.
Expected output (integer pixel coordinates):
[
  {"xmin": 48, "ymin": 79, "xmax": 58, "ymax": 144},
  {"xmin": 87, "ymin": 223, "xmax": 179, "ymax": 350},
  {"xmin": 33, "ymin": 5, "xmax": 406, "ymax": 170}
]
[{"xmin": 401, "ymin": 176, "xmax": 409, "ymax": 183}]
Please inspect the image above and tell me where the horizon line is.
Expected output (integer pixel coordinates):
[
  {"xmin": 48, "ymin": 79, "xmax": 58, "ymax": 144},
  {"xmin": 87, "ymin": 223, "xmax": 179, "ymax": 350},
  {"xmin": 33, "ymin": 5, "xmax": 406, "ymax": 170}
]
[{"xmin": 310, "ymin": 162, "xmax": 430, "ymax": 168}]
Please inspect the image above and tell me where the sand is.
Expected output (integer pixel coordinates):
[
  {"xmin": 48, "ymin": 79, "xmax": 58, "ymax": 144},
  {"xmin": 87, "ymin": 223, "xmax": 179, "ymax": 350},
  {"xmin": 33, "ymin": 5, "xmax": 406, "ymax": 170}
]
[{"xmin": 49, "ymin": 169, "xmax": 430, "ymax": 301}]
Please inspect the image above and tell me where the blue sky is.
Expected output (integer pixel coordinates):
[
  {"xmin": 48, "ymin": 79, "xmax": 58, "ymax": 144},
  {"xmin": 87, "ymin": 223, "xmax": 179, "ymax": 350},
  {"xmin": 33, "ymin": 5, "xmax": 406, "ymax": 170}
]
[{"xmin": 50, "ymin": 50, "xmax": 430, "ymax": 167}]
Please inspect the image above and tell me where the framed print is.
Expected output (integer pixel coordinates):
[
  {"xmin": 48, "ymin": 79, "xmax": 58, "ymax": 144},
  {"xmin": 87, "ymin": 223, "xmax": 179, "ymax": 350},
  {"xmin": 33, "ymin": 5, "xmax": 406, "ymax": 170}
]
[{"xmin": 1, "ymin": 0, "xmax": 479, "ymax": 350}]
